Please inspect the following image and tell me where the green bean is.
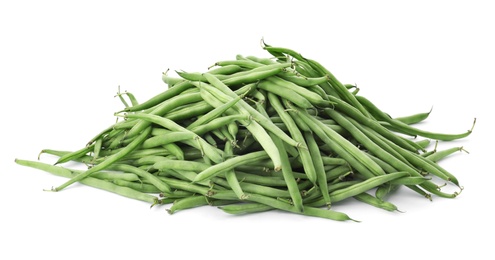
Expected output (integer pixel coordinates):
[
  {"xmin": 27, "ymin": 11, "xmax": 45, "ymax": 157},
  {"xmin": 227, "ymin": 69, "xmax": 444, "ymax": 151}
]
[
  {"xmin": 219, "ymin": 202, "xmax": 273, "ymax": 215},
  {"xmin": 267, "ymin": 93, "xmax": 317, "ymax": 184},
  {"xmin": 340, "ymin": 114, "xmax": 418, "ymax": 172},
  {"xmin": 298, "ymin": 107, "xmax": 386, "ymax": 177},
  {"xmin": 51, "ymin": 127, "xmax": 152, "ymax": 192},
  {"xmin": 325, "ymin": 95, "xmax": 423, "ymax": 152},
  {"xmin": 221, "ymin": 63, "xmax": 292, "ymax": 86},
  {"xmin": 123, "ymin": 81, "xmax": 194, "ymax": 113},
  {"xmin": 271, "ymin": 132, "xmax": 304, "ymax": 212},
  {"xmin": 109, "ymin": 164, "xmax": 171, "ymax": 194},
  {"xmin": 111, "ymin": 179, "xmax": 163, "ymax": 194},
  {"xmin": 211, "ymin": 59, "xmax": 263, "ymax": 69},
  {"xmin": 166, "ymin": 196, "xmax": 209, "ymax": 214},
  {"xmin": 199, "ymin": 75, "xmax": 300, "ymax": 148},
  {"xmin": 91, "ymin": 171, "xmax": 140, "ymax": 182},
  {"xmin": 257, "ymin": 80, "xmax": 313, "ymax": 109},
  {"xmin": 161, "ymin": 73, "xmax": 184, "ymax": 87},
  {"xmin": 223, "ymin": 142, "xmax": 246, "ymax": 200},
  {"xmin": 277, "ymin": 74, "xmax": 329, "ymax": 87},
  {"xmin": 141, "ymin": 132, "xmax": 196, "ymax": 149},
  {"xmin": 395, "ymin": 107, "xmax": 432, "ymax": 125},
  {"xmin": 198, "ymin": 85, "xmax": 282, "ymax": 170},
  {"xmin": 194, "ymin": 151, "xmax": 269, "ymax": 183},
  {"xmin": 54, "ymin": 144, "xmax": 94, "ymax": 165},
  {"xmin": 356, "ymin": 95, "xmax": 475, "ymax": 141},
  {"xmin": 163, "ymin": 101, "xmax": 213, "ymax": 122},
  {"xmin": 207, "ymin": 64, "xmax": 243, "ymax": 75},
  {"xmin": 153, "ymin": 159, "xmax": 209, "ymax": 172},
  {"xmin": 304, "ymin": 132, "xmax": 331, "ymax": 207},
  {"xmin": 189, "ymin": 115, "xmax": 249, "ymax": 136},
  {"xmin": 262, "ymin": 44, "xmax": 371, "ymax": 118},
  {"xmin": 353, "ymin": 192, "xmax": 399, "ymax": 212},
  {"xmin": 125, "ymin": 91, "xmax": 202, "ymax": 138},
  {"xmin": 265, "ymin": 76, "xmax": 332, "ymax": 107},
  {"xmin": 122, "ymin": 113, "xmax": 224, "ymax": 164},
  {"xmin": 328, "ymin": 172, "xmax": 409, "ymax": 204},
  {"xmin": 425, "ymin": 146, "xmax": 468, "ymax": 163},
  {"xmin": 246, "ymin": 193, "xmax": 357, "ymax": 222},
  {"xmin": 187, "ymin": 95, "xmax": 244, "ymax": 130},
  {"xmin": 15, "ymin": 159, "xmax": 161, "ymax": 204},
  {"xmin": 375, "ymin": 183, "xmax": 400, "ymax": 201}
]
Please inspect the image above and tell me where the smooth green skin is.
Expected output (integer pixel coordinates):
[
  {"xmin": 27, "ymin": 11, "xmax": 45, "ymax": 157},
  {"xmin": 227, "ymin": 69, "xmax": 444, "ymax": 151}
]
[
  {"xmin": 325, "ymin": 165, "xmax": 352, "ymax": 182},
  {"xmin": 265, "ymin": 76, "xmax": 332, "ymax": 107},
  {"xmin": 193, "ymin": 151, "xmax": 269, "ymax": 183},
  {"xmin": 207, "ymin": 64, "xmax": 244, "ymax": 75},
  {"xmin": 189, "ymin": 115, "xmax": 248, "ymax": 136},
  {"xmin": 267, "ymin": 93, "xmax": 317, "ymax": 184},
  {"xmin": 52, "ymin": 127, "xmax": 152, "ymax": 192},
  {"xmin": 224, "ymin": 142, "xmax": 247, "ymax": 200},
  {"xmin": 375, "ymin": 183, "xmax": 400, "ymax": 201},
  {"xmin": 270, "ymin": 133, "xmax": 304, "ymax": 212},
  {"xmin": 277, "ymin": 73, "xmax": 329, "ymax": 87},
  {"xmin": 233, "ymin": 171, "xmax": 287, "ymax": 187},
  {"xmin": 90, "ymin": 171, "xmax": 140, "ymax": 182},
  {"xmin": 213, "ymin": 59, "xmax": 263, "ymax": 69},
  {"xmin": 179, "ymin": 62, "xmax": 290, "ymax": 84},
  {"xmin": 125, "ymin": 91, "xmax": 203, "ymax": 139},
  {"xmin": 321, "ymin": 157, "xmax": 347, "ymax": 166},
  {"xmin": 227, "ymin": 121, "xmax": 238, "ymax": 144},
  {"xmin": 426, "ymin": 146, "xmax": 466, "ymax": 163},
  {"xmin": 15, "ymin": 159, "xmax": 160, "ymax": 204},
  {"xmin": 416, "ymin": 139, "xmax": 432, "ymax": 150},
  {"xmin": 353, "ymin": 192, "xmax": 399, "ymax": 212},
  {"xmin": 39, "ymin": 149, "xmax": 96, "ymax": 165},
  {"xmin": 163, "ymin": 101, "xmax": 213, "ymax": 122},
  {"xmin": 356, "ymin": 95, "xmax": 474, "ymax": 141},
  {"xmin": 257, "ymin": 80, "xmax": 313, "ymax": 109},
  {"xmin": 200, "ymin": 73, "xmax": 300, "ymax": 148},
  {"xmin": 262, "ymin": 45, "xmax": 371, "ymax": 118},
  {"xmin": 141, "ymin": 132, "xmax": 196, "ymax": 149},
  {"xmin": 297, "ymin": 107, "xmax": 386, "ymax": 177},
  {"xmin": 187, "ymin": 95, "xmax": 243, "ymax": 129},
  {"xmin": 161, "ymin": 143, "xmax": 184, "ymax": 160},
  {"xmin": 346, "ymin": 115, "xmax": 415, "ymax": 168},
  {"xmin": 153, "ymin": 159, "xmax": 209, "ymax": 173},
  {"xmin": 304, "ymin": 132, "xmax": 331, "ymax": 207},
  {"xmin": 161, "ymin": 74, "xmax": 183, "ymax": 87},
  {"xmin": 124, "ymin": 81, "xmax": 194, "ymax": 112},
  {"xmin": 221, "ymin": 63, "xmax": 291, "ymax": 86},
  {"xmin": 219, "ymin": 203, "xmax": 273, "ymax": 215},
  {"xmin": 111, "ymin": 179, "xmax": 163, "ymax": 194},
  {"xmin": 325, "ymin": 95, "xmax": 422, "ymax": 152},
  {"xmin": 167, "ymin": 196, "xmax": 209, "ymax": 214},
  {"xmin": 394, "ymin": 108, "xmax": 432, "ymax": 125},
  {"xmin": 249, "ymin": 194, "xmax": 357, "ymax": 222},
  {"xmin": 109, "ymin": 164, "xmax": 171, "ymax": 194},
  {"xmin": 373, "ymin": 131, "xmax": 458, "ymax": 186},
  {"xmin": 122, "ymin": 113, "xmax": 224, "ymax": 164},
  {"xmin": 312, "ymin": 172, "xmax": 410, "ymax": 206},
  {"xmin": 198, "ymin": 86, "xmax": 282, "ymax": 171},
  {"xmin": 133, "ymin": 155, "xmax": 168, "ymax": 166},
  {"xmin": 169, "ymin": 171, "xmax": 355, "ymax": 221},
  {"xmin": 214, "ymin": 178, "xmax": 290, "ymax": 198},
  {"xmin": 338, "ymin": 113, "xmax": 420, "ymax": 174},
  {"xmin": 302, "ymin": 180, "xmax": 360, "ymax": 205},
  {"xmin": 54, "ymin": 144, "xmax": 94, "ymax": 165},
  {"xmin": 294, "ymin": 110, "xmax": 377, "ymax": 179}
]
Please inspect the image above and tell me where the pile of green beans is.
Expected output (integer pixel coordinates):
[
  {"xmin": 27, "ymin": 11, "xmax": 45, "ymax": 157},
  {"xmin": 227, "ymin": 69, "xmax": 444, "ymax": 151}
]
[{"xmin": 15, "ymin": 41, "xmax": 475, "ymax": 221}]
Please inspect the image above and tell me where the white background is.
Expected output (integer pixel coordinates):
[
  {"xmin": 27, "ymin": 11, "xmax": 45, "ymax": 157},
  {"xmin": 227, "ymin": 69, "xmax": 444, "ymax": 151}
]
[{"xmin": 1, "ymin": 0, "xmax": 493, "ymax": 259}]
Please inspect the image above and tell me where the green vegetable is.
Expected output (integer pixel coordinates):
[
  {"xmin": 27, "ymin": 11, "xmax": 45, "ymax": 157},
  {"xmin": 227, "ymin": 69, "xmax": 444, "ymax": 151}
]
[{"xmin": 15, "ymin": 41, "xmax": 474, "ymax": 221}]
